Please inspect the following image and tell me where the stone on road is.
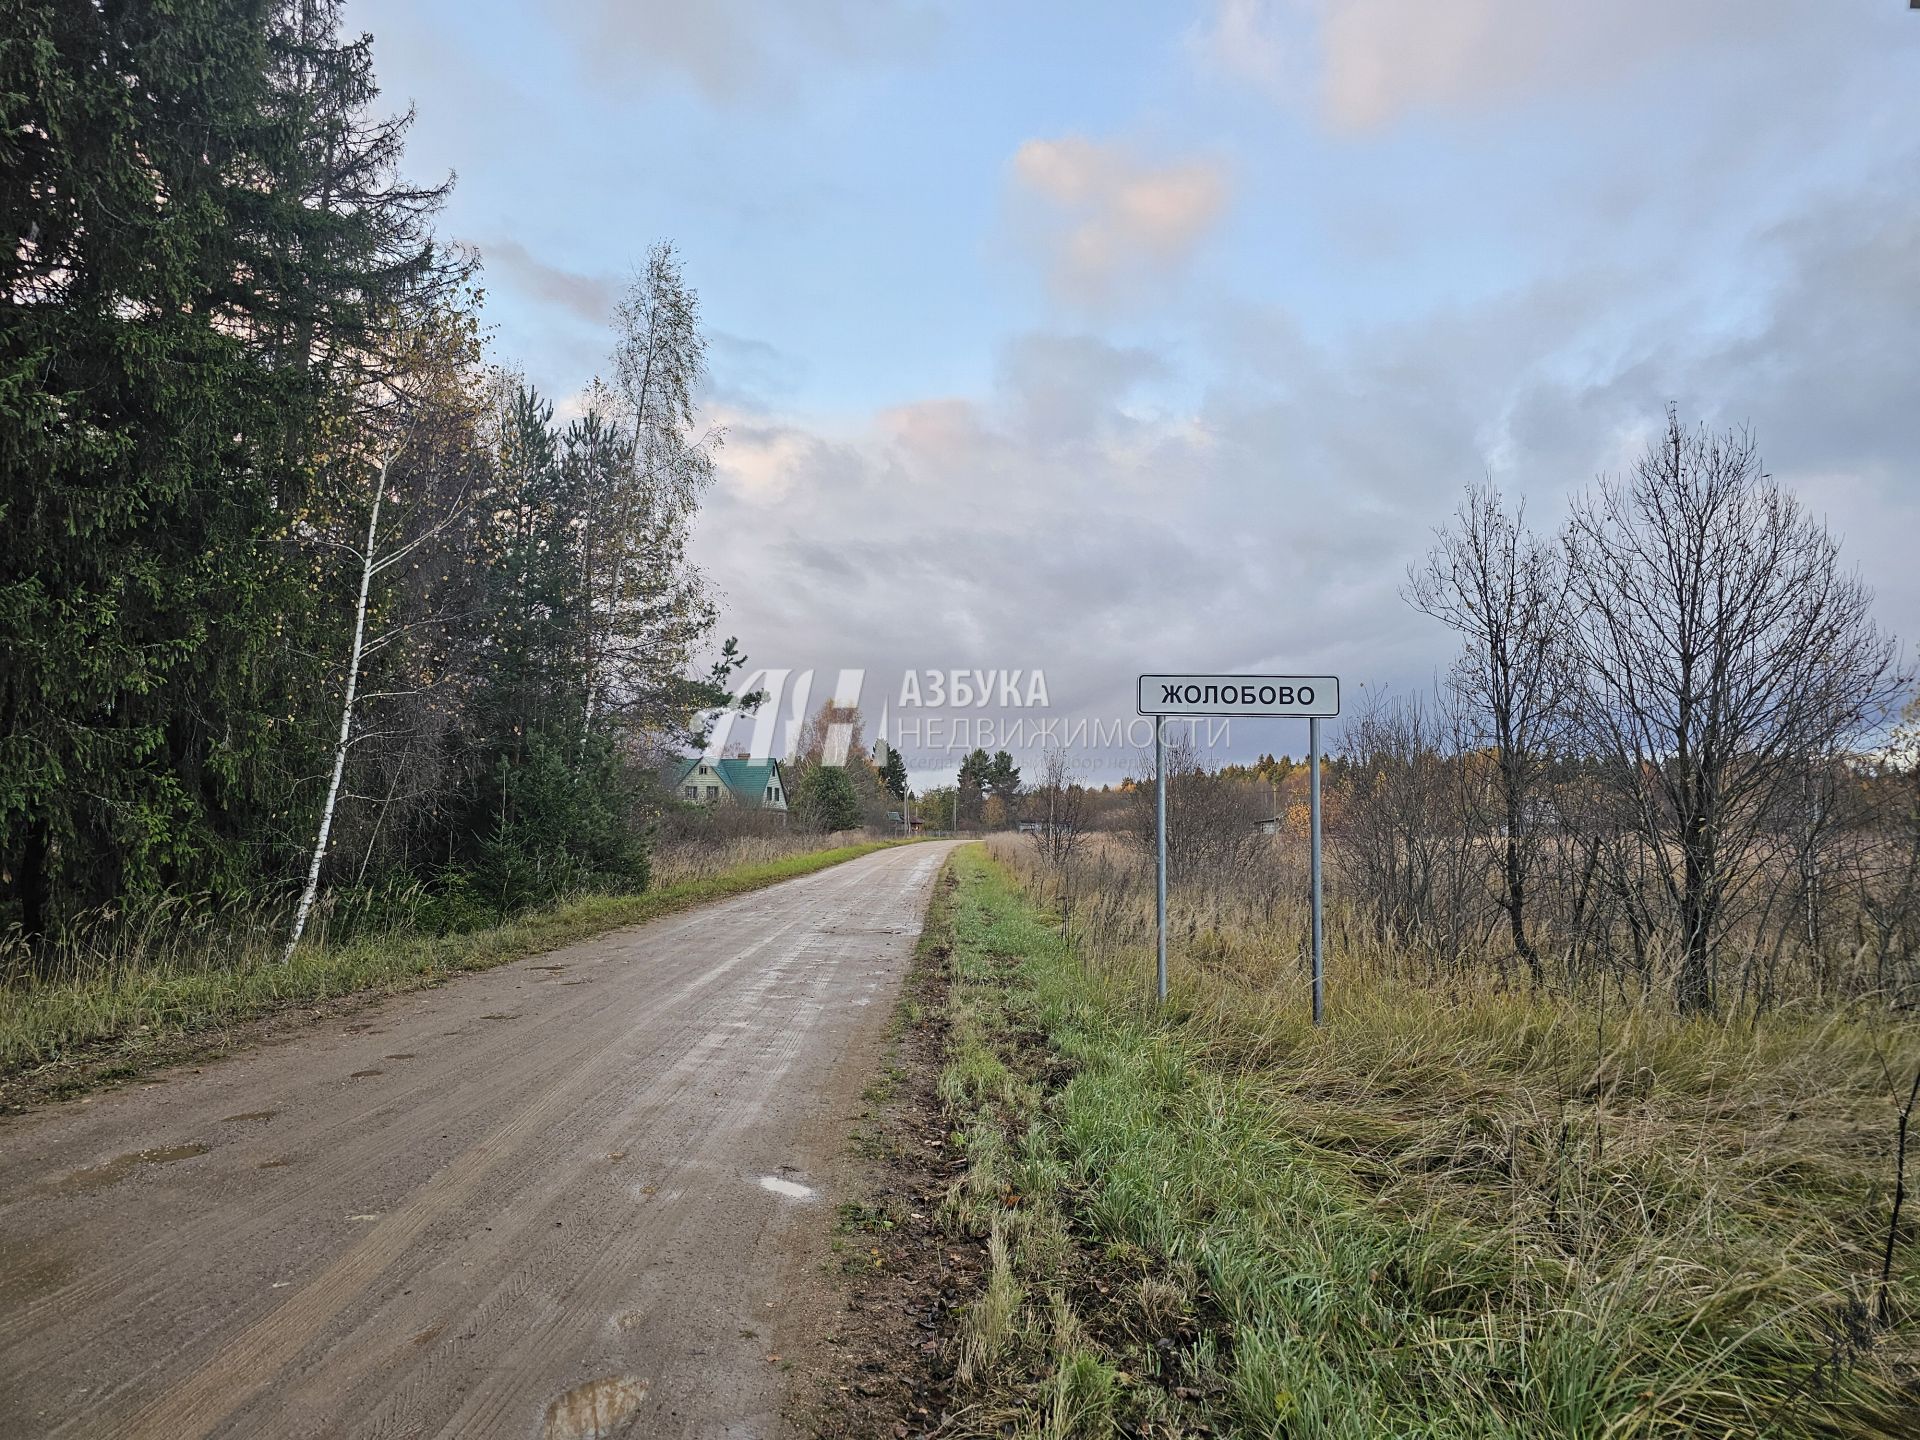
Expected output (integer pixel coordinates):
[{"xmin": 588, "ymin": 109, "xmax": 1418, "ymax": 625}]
[{"xmin": 0, "ymin": 841, "xmax": 958, "ymax": 1439}]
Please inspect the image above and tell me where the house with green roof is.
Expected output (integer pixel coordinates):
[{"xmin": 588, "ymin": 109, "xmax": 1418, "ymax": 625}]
[{"xmin": 666, "ymin": 756, "xmax": 789, "ymax": 814}]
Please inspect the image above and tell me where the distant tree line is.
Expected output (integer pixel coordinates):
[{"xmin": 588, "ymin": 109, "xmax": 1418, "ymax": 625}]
[{"xmin": 1, "ymin": 1, "xmax": 742, "ymax": 964}]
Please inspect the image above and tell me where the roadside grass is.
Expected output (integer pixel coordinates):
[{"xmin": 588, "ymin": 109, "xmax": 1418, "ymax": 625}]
[
  {"xmin": 0, "ymin": 840, "xmax": 900, "ymax": 1095},
  {"xmin": 936, "ymin": 843, "xmax": 1920, "ymax": 1438}
]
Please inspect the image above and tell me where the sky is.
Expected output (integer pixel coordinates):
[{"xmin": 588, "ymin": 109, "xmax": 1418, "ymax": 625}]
[{"xmin": 344, "ymin": 0, "xmax": 1920, "ymax": 785}]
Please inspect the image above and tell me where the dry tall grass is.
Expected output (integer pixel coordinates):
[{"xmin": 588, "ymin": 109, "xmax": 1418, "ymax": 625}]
[{"xmin": 964, "ymin": 834, "xmax": 1920, "ymax": 1436}]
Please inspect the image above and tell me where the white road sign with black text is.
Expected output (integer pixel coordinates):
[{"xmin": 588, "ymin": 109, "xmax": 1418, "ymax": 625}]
[{"xmin": 1137, "ymin": 673, "xmax": 1340, "ymax": 718}]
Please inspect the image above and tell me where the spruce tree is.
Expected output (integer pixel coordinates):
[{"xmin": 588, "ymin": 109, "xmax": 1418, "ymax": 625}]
[
  {"xmin": 2, "ymin": 0, "xmax": 291, "ymax": 935},
  {"xmin": 0, "ymin": 0, "xmax": 464, "ymax": 942},
  {"xmin": 879, "ymin": 748, "xmax": 909, "ymax": 802}
]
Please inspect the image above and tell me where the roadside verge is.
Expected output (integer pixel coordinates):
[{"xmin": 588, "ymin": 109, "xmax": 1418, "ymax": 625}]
[
  {"xmin": 808, "ymin": 844, "xmax": 1226, "ymax": 1438},
  {"xmin": 0, "ymin": 840, "xmax": 903, "ymax": 1112},
  {"xmin": 810, "ymin": 843, "xmax": 1919, "ymax": 1438}
]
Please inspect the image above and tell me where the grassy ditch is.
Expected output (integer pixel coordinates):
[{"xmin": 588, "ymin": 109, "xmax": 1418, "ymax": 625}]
[
  {"xmin": 935, "ymin": 844, "xmax": 1920, "ymax": 1438},
  {"xmin": 0, "ymin": 840, "xmax": 900, "ymax": 1102}
]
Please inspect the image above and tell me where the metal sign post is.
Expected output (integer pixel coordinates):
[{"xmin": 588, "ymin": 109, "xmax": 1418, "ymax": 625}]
[
  {"xmin": 1309, "ymin": 715, "xmax": 1324, "ymax": 1027},
  {"xmin": 1137, "ymin": 674, "xmax": 1340, "ymax": 1022},
  {"xmin": 1155, "ymin": 715, "xmax": 1167, "ymax": 1005}
]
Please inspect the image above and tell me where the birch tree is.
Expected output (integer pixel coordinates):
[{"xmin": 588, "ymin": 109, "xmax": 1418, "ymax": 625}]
[
  {"xmin": 1405, "ymin": 483, "xmax": 1574, "ymax": 983},
  {"xmin": 1562, "ymin": 412, "xmax": 1903, "ymax": 1013},
  {"xmin": 281, "ymin": 315, "xmax": 485, "ymax": 958},
  {"xmin": 285, "ymin": 448, "xmax": 398, "ymax": 959}
]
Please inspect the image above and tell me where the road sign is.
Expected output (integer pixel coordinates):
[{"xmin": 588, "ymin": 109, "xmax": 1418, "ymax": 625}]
[
  {"xmin": 1137, "ymin": 674, "xmax": 1339, "ymax": 718},
  {"xmin": 1136, "ymin": 672, "xmax": 1338, "ymax": 1024}
]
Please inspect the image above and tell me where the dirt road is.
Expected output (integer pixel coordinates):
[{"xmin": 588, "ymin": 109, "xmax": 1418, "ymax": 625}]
[{"xmin": 0, "ymin": 841, "xmax": 956, "ymax": 1439}]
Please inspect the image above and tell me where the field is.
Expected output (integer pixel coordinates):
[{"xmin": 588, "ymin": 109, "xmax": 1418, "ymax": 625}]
[{"xmin": 923, "ymin": 840, "xmax": 1920, "ymax": 1437}]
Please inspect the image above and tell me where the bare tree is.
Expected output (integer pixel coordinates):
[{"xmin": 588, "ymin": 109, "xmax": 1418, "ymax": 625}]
[
  {"xmin": 1562, "ymin": 411, "xmax": 1903, "ymax": 1013},
  {"xmin": 1027, "ymin": 748, "xmax": 1091, "ymax": 948},
  {"xmin": 1125, "ymin": 732, "xmax": 1268, "ymax": 887},
  {"xmin": 1332, "ymin": 693, "xmax": 1482, "ymax": 964},
  {"xmin": 1027, "ymin": 748, "xmax": 1089, "ymax": 871},
  {"xmin": 1406, "ymin": 482, "xmax": 1573, "ymax": 982}
]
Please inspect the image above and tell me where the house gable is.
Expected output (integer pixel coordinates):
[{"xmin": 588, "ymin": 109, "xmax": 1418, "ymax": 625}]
[{"xmin": 667, "ymin": 756, "xmax": 788, "ymax": 811}]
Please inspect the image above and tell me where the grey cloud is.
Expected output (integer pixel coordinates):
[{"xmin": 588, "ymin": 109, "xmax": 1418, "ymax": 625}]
[
  {"xmin": 993, "ymin": 334, "xmax": 1166, "ymax": 447},
  {"xmin": 1715, "ymin": 190, "xmax": 1920, "ymax": 474},
  {"xmin": 561, "ymin": 0, "xmax": 940, "ymax": 106},
  {"xmin": 476, "ymin": 238, "xmax": 617, "ymax": 326},
  {"xmin": 784, "ymin": 538, "xmax": 862, "ymax": 584}
]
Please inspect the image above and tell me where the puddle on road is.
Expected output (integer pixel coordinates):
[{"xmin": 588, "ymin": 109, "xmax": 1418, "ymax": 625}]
[
  {"xmin": 540, "ymin": 1374, "xmax": 651, "ymax": 1439},
  {"xmin": 384, "ymin": 1052, "xmax": 416, "ymax": 1061},
  {"xmin": 60, "ymin": 1143, "xmax": 210, "ymax": 1194},
  {"xmin": 220, "ymin": 1110, "xmax": 279, "ymax": 1123},
  {"xmin": 349, "ymin": 1068, "xmax": 384, "ymax": 1079},
  {"xmin": 258, "ymin": 1158, "xmax": 293, "ymax": 1169},
  {"xmin": 479, "ymin": 1013, "xmax": 518, "ymax": 1021},
  {"xmin": 758, "ymin": 1175, "xmax": 815, "ymax": 1201}
]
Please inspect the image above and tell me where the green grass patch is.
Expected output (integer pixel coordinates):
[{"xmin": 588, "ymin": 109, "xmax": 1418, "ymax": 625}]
[
  {"xmin": 936, "ymin": 844, "xmax": 1920, "ymax": 1439},
  {"xmin": 0, "ymin": 841, "xmax": 900, "ymax": 1090}
]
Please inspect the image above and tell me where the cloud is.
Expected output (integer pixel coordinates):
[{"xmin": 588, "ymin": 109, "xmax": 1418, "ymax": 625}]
[
  {"xmin": 689, "ymin": 158, "xmax": 1920, "ymax": 781},
  {"xmin": 705, "ymin": 331, "xmax": 808, "ymax": 411},
  {"xmin": 559, "ymin": 0, "xmax": 939, "ymax": 105},
  {"xmin": 709, "ymin": 409, "xmax": 849, "ymax": 506},
  {"xmin": 994, "ymin": 334, "xmax": 1166, "ymax": 447},
  {"xmin": 477, "ymin": 239, "xmax": 617, "ymax": 325},
  {"xmin": 1194, "ymin": 0, "xmax": 1814, "ymax": 133},
  {"xmin": 1008, "ymin": 137, "xmax": 1231, "ymax": 305},
  {"xmin": 1185, "ymin": 0, "xmax": 1303, "ymax": 101}
]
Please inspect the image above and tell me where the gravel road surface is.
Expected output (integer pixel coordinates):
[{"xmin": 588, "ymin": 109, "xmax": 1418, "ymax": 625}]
[{"xmin": 0, "ymin": 841, "xmax": 957, "ymax": 1439}]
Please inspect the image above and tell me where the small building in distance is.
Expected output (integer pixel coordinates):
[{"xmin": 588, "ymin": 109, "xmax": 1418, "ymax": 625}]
[{"xmin": 666, "ymin": 755, "xmax": 790, "ymax": 814}]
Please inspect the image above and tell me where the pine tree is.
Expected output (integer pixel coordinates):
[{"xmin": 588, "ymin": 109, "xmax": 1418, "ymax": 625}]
[{"xmin": 956, "ymin": 749, "xmax": 993, "ymax": 823}]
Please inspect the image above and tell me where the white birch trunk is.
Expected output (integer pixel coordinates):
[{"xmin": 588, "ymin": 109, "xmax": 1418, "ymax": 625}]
[{"xmin": 283, "ymin": 456, "xmax": 390, "ymax": 962}]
